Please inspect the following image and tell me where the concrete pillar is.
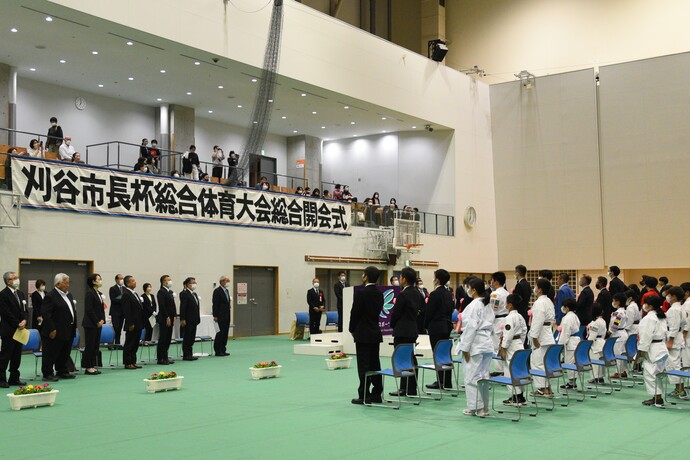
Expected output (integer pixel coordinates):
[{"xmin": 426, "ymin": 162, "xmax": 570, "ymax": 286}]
[
  {"xmin": 0, "ymin": 63, "xmax": 11, "ymax": 145},
  {"xmin": 420, "ymin": 0, "xmax": 445, "ymax": 60},
  {"xmin": 286, "ymin": 135, "xmax": 322, "ymax": 190},
  {"xmin": 169, "ymin": 104, "xmax": 195, "ymax": 173},
  {"xmin": 156, "ymin": 104, "xmax": 172, "ymax": 172}
]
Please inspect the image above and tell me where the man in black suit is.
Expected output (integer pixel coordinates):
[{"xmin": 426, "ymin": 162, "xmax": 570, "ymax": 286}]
[
  {"xmin": 576, "ymin": 274, "xmax": 594, "ymax": 326},
  {"xmin": 307, "ymin": 278, "xmax": 325, "ymax": 335},
  {"xmin": 122, "ymin": 275, "xmax": 144, "ymax": 369},
  {"xmin": 109, "ymin": 274, "xmax": 125, "ymax": 345},
  {"xmin": 538, "ymin": 269, "xmax": 557, "ymax": 303},
  {"xmin": 607, "ymin": 266, "xmax": 627, "ymax": 296},
  {"xmin": 415, "ymin": 278, "xmax": 429, "ymax": 334},
  {"xmin": 182, "ymin": 145, "xmax": 200, "ymax": 179},
  {"xmin": 41, "ymin": 273, "xmax": 78, "ymax": 381},
  {"xmin": 424, "ymin": 269, "xmax": 454, "ymax": 389},
  {"xmin": 212, "ymin": 275, "xmax": 232, "ymax": 356},
  {"xmin": 333, "ymin": 271, "xmax": 350, "ymax": 333},
  {"xmin": 180, "ymin": 277, "xmax": 200, "ymax": 361},
  {"xmin": 349, "ymin": 266, "xmax": 384, "ymax": 405},
  {"xmin": 156, "ymin": 275, "xmax": 176, "ymax": 365},
  {"xmin": 390, "ymin": 267, "xmax": 421, "ymax": 397},
  {"xmin": 595, "ymin": 276, "xmax": 613, "ymax": 327},
  {"xmin": 0, "ymin": 271, "xmax": 28, "ymax": 387},
  {"xmin": 513, "ymin": 265, "xmax": 531, "ymax": 323}
]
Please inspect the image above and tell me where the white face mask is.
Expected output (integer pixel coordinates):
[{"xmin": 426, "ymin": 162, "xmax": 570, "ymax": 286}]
[
  {"xmin": 95, "ymin": 281, "xmax": 103, "ymax": 288},
  {"xmin": 173, "ymin": 173, "xmax": 180, "ymax": 178},
  {"xmin": 12, "ymin": 279, "xmax": 20, "ymax": 289},
  {"xmin": 51, "ymin": 122, "xmax": 57, "ymax": 127},
  {"xmin": 65, "ymin": 141, "xmax": 71, "ymax": 146},
  {"xmin": 190, "ymin": 283, "xmax": 198, "ymax": 291},
  {"xmin": 166, "ymin": 281, "xmax": 173, "ymax": 288},
  {"xmin": 392, "ymin": 281, "xmax": 400, "ymax": 286},
  {"xmin": 418, "ymin": 285, "xmax": 425, "ymax": 290},
  {"xmin": 561, "ymin": 307, "xmax": 567, "ymax": 314},
  {"xmin": 117, "ymin": 280, "xmax": 124, "ymax": 287},
  {"xmin": 666, "ymin": 295, "xmax": 672, "ymax": 304},
  {"xmin": 340, "ymin": 277, "xmax": 346, "ymax": 282},
  {"xmin": 38, "ymin": 286, "xmax": 45, "ymax": 292},
  {"xmin": 643, "ymin": 304, "xmax": 653, "ymax": 313},
  {"xmin": 313, "ymin": 283, "xmax": 319, "ymax": 289}
]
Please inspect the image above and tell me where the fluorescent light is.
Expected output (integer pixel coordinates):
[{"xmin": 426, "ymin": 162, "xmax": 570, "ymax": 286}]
[
  {"xmin": 312, "ymin": 111, "xmax": 317, "ymax": 115},
  {"xmin": 251, "ymin": 78, "xmax": 257, "ymax": 82},
  {"xmin": 353, "ymin": 134, "xmax": 358, "ymax": 137},
  {"xmin": 10, "ymin": 28, "xmax": 18, "ymax": 33},
  {"xmin": 186, "ymin": 92, "xmax": 192, "ymax": 95},
  {"xmin": 128, "ymin": 77, "xmax": 134, "ymax": 81},
  {"xmin": 29, "ymin": 68, "xmax": 36, "ymax": 72},
  {"xmin": 126, "ymin": 41, "xmax": 133, "ymax": 46},
  {"xmin": 237, "ymin": 105, "xmax": 243, "ymax": 108},
  {"xmin": 350, "ymin": 121, "xmax": 355, "ymax": 125},
  {"xmin": 281, "ymin": 116, "xmax": 287, "ymax": 119},
  {"xmin": 45, "ymin": 16, "xmax": 53, "ymax": 22},
  {"xmin": 381, "ymin": 117, "xmax": 387, "ymax": 120},
  {"xmin": 218, "ymin": 85, "xmax": 224, "ymax": 89},
  {"xmin": 59, "ymin": 59, "xmax": 66, "ymax": 64},
  {"xmin": 293, "ymin": 130, "xmax": 298, "ymax": 133},
  {"xmin": 98, "ymin": 84, "xmax": 104, "ymax": 88},
  {"xmin": 268, "ymin": 99, "xmax": 273, "ymax": 103},
  {"xmin": 208, "ymin": 110, "xmax": 213, "ymax": 113},
  {"xmin": 160, "ymin": 69, "xmax": 166, "ymax": 73},
  {"xmin": 300, "ymin": 93, "xmax": 306, "ymax": 97},
  {"xmin": 253, "ymin": 121, "xmax": 258, "ymax": 124},
  {"xmin": 194, "ymin": 61, "xmax": 201, "ymax": 66},
  {"xmin": 156, "ymin": 98, "xmax": 162, "ymax": 101},
  {"xmin": 382, "ymin": 130, "xmax": 387, "ymax": 133},
  {"xmin": 343, "ymin": 106, "xmax": 349, "ymax": 109},
  {"xmin": 92, "ymin": 51, "xmax": 98, "ymax": 55},
  {"xmin": 321, "ymin": 126, "xmax": 325, "ymax": 129},
  {"xmin": 412, "ymin": 126, "xmax": 417, "ymax": 129}
]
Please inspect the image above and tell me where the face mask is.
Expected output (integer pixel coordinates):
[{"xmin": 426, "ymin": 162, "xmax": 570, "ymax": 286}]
[
  {"xmin": 561, "ymin": 307, "xmax": 567, "ymax": 314},
  {"xmin": 419, "ymin": 285, "xmax": 425, "ymax": 290},
  {"xmin": 262, "ymin": 184, "xmax": 269, "ymax": 190},
  {"xmin": 12, "ymin": 279, "xmax": 20, "ymax": 289},
  {"xmin": 643, "ymin": 304, "xmax": 652, "ymax": 313},
  {"xmin": 340, "ymin": 277, "xmax": 346, "ymax": 282},
  {"xmin": 117, "ymin": 280, "xmax": 124, "ymax": 287},
  {"xmin": 173, "ymin": 173, "xmax": 180, "ymax": 178},
  {"xmin": 166, "ymin": 281, "xmax": 173, "ymax": 288},
  {"xmin": 96, "ymin": 281, "xmax": 103, "ymax": 288},
  {"xmin": 152, "ymin": 143, "xmax": 157, "ymax": 147},
  {"xmin": 666, "ymin": 296, "xmax": 672, "ymax": 304},
  {"xmin": 38, "ymin": 286, "xmax": 45, "ymax": 292},
  {"xmin": 190, "ymin": 284, "xmax": 198, "ymax": 291},
  {"xmin": 65, "ymin": 141, "xmax": 71, "ymax": 146},
  {"xmin": 392, "ymin": 281, "xmax": 400, "ymax": 286},
  {"xmin": 533, "ymin": 287, "xmax": 538, "ymax": 295},
  {"xmin": 51, "ymin": 122, "xmax": 57, "ymax": 127},
  {"xmin": 313, "ymin": 283, "xmax": 319, "ymax": 289},
  {"xmin": 490, "ymin": 285, "xmax": 496, "ymax": 292}
]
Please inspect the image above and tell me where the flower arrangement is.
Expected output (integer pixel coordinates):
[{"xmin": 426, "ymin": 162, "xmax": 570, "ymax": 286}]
[
  {"xmin": 14, "ymin": 383, "xmax": 52, "ymax": 396},
  {"xmin": 147, "ymin": 371, "xmax": 178, "ymax": 381},
  {"xmin": 253, "ymin": 361, "xmax": 278, "ymax": 369},
  {"xmin": 329, "ymin": 352, "xmax": 348, "ymax": 360}
]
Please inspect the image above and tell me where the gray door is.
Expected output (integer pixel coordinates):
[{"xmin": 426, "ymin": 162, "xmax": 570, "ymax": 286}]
[
  {"xmin": 18, "ymin": 259, "xmax": 91, "ymax": 346},
  {"xmin": 233, "ymin": 266, "xmax": 276, "ymax": 337}
]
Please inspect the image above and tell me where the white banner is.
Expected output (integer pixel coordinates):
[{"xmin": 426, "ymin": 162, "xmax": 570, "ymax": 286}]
[{"xmin": 11, "ymin": 157, "xmax": 351, "ymax": 235}]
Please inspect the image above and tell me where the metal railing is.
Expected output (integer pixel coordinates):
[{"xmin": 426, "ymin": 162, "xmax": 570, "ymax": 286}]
[{"xmin": 350, "ymin": 203, "xmax": 455, "ymax": 236}]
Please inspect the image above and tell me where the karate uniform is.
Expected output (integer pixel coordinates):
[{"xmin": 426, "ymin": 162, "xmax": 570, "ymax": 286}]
[
  {"xmin": 490, "ymin": 286, "xmax": 509, "ymax": 374},
  {"xmin": 682, "ymin": 300, "xmax": 690, "ymax": 368},
  {"xmin": 558, "ymin": 311, "xmax": 581, "ymax": 380},
  {"xmin": 529, "ymin": 295, "xmax": 556, "ymax": 388},
  {"xmin": 665, "ymin": 302, "xmax": 687, "ymax": 384},
  {"xmin": 457, "ymin": 298, "xmax": 495, "ymax": 411},
  {"xmin": 588, "ymin": 317, "xmax": 607, "ymax": 379},
  {"xmin": 625, "ymin": 301, "xmax": 642, "ymax": 336},
  {"xmin": 638, "ymin": 311, "xmax": 669, "ymax": 396},
  {"xmin": 609, "ymin": 307, "xmax": 629, "ymax": 373},
  {"xmin": 501, "ymin": 310, "xmax": 527, "ymax": 395}
]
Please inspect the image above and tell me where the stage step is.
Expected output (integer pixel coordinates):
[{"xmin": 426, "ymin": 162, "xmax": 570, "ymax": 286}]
[{"xmin": 294, "ymin": 343, "xmax": 343, "ymax": 356}]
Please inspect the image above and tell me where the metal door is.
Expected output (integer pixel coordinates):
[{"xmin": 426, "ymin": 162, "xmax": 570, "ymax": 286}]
[
  {"xmin": 232, "ymin": 266, "xmax": 276, "ymax": 337},
  {"xmin": 18, "ymin": 259, "xmax": 92, "ymax": 345}
]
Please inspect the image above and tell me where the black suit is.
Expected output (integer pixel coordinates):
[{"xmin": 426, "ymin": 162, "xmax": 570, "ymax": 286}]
[
  {"xmin": 41, "ymin": 288, "xmax": 77, "ymax": 377},
  {"xmin": 349, "ymin": 284, "xmax": 384, "ymax": 401},
  {"xmin": 424, "ymin": 286, "xmax": 454, "ymax": 387},
  {"xmin": 609, "ymin": 277, "xmax": 627, "ymax": 296},
  {"xmin": 0, "ymin": 287, "xmax": 28, "ymax": 383},
  {"xmin": 596, "ymin": 288, "xmax": 613, "ymax": 327},
  {"xmin": 122, "ymin": 289, "xmax": 144, "ymax": 366},
  {"xmin": 179, "ymin": 289, "xmax": 200, "ymax": 358},
  {"xmin": 576, "ymin": 286, "xmax": 594, "ymax": 326},
  {"xmin": 82, "ymin": 288, "xmax": 105, "ymax": 369},
  {"xmin": 307, "ymin": 288, "xmax": 325, "ymax": 335},
  {"xmin": 333, "ymin": 281, "xmax": 350, "ymax": 332},
  {"xmin": 182, "ymin": 152, "xmax": 200, "ymax": 174},
  {"xmin": 513, "ymin": 279, "xmax": 531, "ymax": 323},
  {"xmin": 141, "ymin": 293, "xmax": 157, "ymax": 342},
  {"xmin": 416, "ymin": 288, "xmax": 429, "ymax": 334},
  {"xmin": 156, "ymin": 287, "xmax": 176, "ymax": 362},
  {"xmin": 212, "ymin": 286, "xmax": 231, "ymax": 355},
  {"xmin": 31, "ymin": 290, "xmax": 45, "ymax": 332},
  {"xmin": 109, "ymin": 284, "xmax": 125, "ymax": 344},
  {"xmin": 391, "ymin": 286, "xmax": 420, "ymax": 394}
]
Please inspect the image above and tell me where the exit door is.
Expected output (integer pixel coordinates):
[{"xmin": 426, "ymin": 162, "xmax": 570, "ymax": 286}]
[
  {"xmin": 233, "ymin": 266, "xmax": 277, "ymax": 337},
  {"xmin": 18, "ymin": 259, "xmax": 92, "ymax": 346}
]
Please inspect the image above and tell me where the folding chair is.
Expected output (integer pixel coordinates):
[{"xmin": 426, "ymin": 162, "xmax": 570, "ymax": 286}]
[
  {"xmin": 325, "ymin": 311, "xmax": 339, "ymax": 332},
  {"xmin": 99, "ymin": 324, "xmax": 123, "ymax": 366},
  {"xmin": 197, "ymin": 335, "xmax": 214, "ymax": 356},
  {"xmin": 614, "ymin": 335, "xmax": 642, "ymax": 387},
  {"xmin": 138, "ymin": 329, "xmax": 158, "ymax": 363},
  {"xmin": 419, "ymin": 339, "xmax": 459, "ymax": 400},
  {"xmin": 561, "ymin": 340, "xmax": 599, "ymax": 401},
  {"xmin": 529, "ymin": 344, "xmax": 570, "ymax": 410},
  {"xmin": 21, "ymin": 329, "xmax": 42, "ymax": 380},
  {"xmin": 364, "ymin": 343, "xmax": 420, "ymax": 409},
  {"xmin": 591, "ymin": 337, "xmax": 622, "ymax": 392},
  {"xmin": 72, "ymin": 330, "xmax": 82, "ymax": 367},
  {"xmin": 451, "ymin": 342, "xmax": 465, "ymax": 391},
  {"xmin": 479, "ymin": 349, "xmax": 538, "ymax": 422},
  {"xmin": 295, "ymin": 312, "xmax": 310, "ymax": 339},
  {"xmin": 655, "ymin": 366, "xmax": 690, "ymax": 409}
]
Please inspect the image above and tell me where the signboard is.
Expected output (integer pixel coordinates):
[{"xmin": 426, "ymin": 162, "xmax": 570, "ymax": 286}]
[
  {"xmin": 295, "ymin": 159, "xmax": 305, "ymax": 169},
  {"xmin": 353, "ymin": 285, "xmax": 400, "ymax": 336},
  {"xmin": 11, "ymin": 157, "xmax": 351, "ymax": 235},
  {"xmin": 237, "ymin": 282, "xmax": 248, "ymax": 305}
]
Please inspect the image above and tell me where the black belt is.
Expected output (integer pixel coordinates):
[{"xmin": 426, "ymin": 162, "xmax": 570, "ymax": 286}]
[
  {"xmin": 495, "ymin": 314, "xmax": 508, "ymax": 318},
  {"xmin": 633, "ymin": 321, "xmax": 640, "ymax": 324},
  {"xmin": 543, "ymin": 323, "xmax": 552, "ymax": 326},
  {"xmin": 652, "ymin": 339, "xmax": 663, "ymax": 343},
  {"xmin": 617, "ymin": 328, "xmax": 626, "ymax": 330},
  {"xmin": 512, "ymin": 335, "xmax": 522, "ymax": 340}
]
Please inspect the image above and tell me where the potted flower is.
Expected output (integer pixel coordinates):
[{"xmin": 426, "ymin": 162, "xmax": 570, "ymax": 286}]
[
  {"xmin": 326, "ymin": 352, "xmax": 352, "ymax": 370},
  {"xmin": 250, "ymin": 360, "xmax": 282, "ymax": 380},
  {"xmin": 143, "ymin": 371, "xmax": 184, "ymax": 393},
  {"xmin": 7, "ymin": 383, "xmax": 59, "ymax": 411}
]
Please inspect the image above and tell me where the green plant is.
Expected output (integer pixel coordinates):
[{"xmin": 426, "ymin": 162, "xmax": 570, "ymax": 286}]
[
  {"xmin": 329, "ymin": 352, "xmax": 348, "ymax": 360},
  {"xmin": 253, "ymin": 360, "xmax": 278, "ymax": 368},
  {"xmin": 147, "ymin": 371, "xmax": 178, "ymax": 380},
  {"xmin": 14, "ymin": 383, "xmax": 53, "ymax": 395}
]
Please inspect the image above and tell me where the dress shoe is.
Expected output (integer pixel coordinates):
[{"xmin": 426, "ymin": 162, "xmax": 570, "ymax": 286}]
[
  {"xmin": 351, "ymin": 398, "xmax": 364, "ymax": 405},
  {"xmin": 216, "ymin": 352, "xmax": 230, "ymax": 356},
  {"xmin": 425, "ymin": 382, "xmax": 440, "ymax": 389},
  {"xmin": 58, "ymin": 373, "xmax": 76, "ymax": 379},
  {"xmin": 134, "ymin": 365, "xmax": 142, "ymax": 369},
  {"xmin": 0, "ymin": 382, "xmax": 9, "ymax": 388},
  {"xmin": 43, "ymin": 375, "xmax": 59, "ymax": 382},
  {"xmin": 183, "ymin": 356, "xmax": 198, "ymax": 361},
  {"xmin": 9, "ymin": 380, "xmax": 27, "ymax": 386},
  {"xmin": 389, "ymin": 390, "xmax": 406, "ymax": 397},
  {"xmin": 84, "ymin": 370, "xmax": 100, "ymax": 376},
  {"xmin": 157, "ymin": 360, "xmax": 170, "ymax": 365},
  {"xmin": 166, "ymin": 359, "xmax": 175, "ymax": 364},
  {"xmin": 365, "ymin": 396, "xmax": 383, "ymax": 404},
  {"xmin": 125, "ymin": 364, "xmax": 138, "ymax": 370}
]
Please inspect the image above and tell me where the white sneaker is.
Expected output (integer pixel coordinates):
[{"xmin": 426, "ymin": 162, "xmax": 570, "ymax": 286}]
[
  {"xmin": 462, "ymin": 409, "xmax": 476, "ymax": 416},
  {"xmin": 477, "ymin": 408, "xmax": 490, "ymax": 418}
]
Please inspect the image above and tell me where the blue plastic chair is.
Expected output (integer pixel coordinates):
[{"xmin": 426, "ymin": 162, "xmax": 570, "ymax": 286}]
[
  {"xmin": 614, "ymin": 335, "xmax": 641, "ymax": 387},
  {"xmin": 21, "ymin": 329, "xmax": 42, "ymax": 380},
  {"xmin": 71, "ymin": 330, "xmax": 82, "ymax": 367},
  {"xmin": 655, "ymin": 366, "xmax": 690, "ymax": 409},
  {"xmin": 529, "ymin": 344, "xmax": 569, "ymax": 409},
  {"xmin": 364, "ymin": 343, "xmax": 420, "ymax": 409},
  {"xmin": 451, "ymin": 310, "xmax": 459, "ymax": 323},
  {"xmin": 295, "ymin": 312, "xmax": 310, "ymax": 339},
  {"xmin": 99, "ymin": 324, "xmax": 123, "ymax": 366},
  {"xmin": 591, "ymin": 337, "xmax": 622, "ymax": 392},
  {"xmin": 418, "ymin": 339, "xmax": 458, "ymax": 399},
  {"xmin": 561, "ymin": 340, "xmax": 599, "ymax": 401},
  {"xmin": 325, "ymin": 311, "xmax": 339, "ymax": 332},
  {"xmin": 479, "ymin": 348, "xmax": 538, "ymax": 422}
]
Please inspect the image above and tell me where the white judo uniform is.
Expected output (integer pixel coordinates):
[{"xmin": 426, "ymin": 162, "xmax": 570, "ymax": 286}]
[
  {"xmin": 501, "ymin": 310, "xmax": 527, "ymax": 395},
  {"xmin": 609, "ymin": 306, "xmax": 629, "ymax": 373},
  {"xmin": 529, "ymin": 295, "xmax": 556, "ymax": 388},
  {"xmin": 682, "ymin": 300, "xmax": 690, "ymax": 368},
  {"xmin": 458, "ymin": 298, "xmax": 495, "ymax": 411},
  {"xmin": 665, "ymin": 302, "xmax": 687, "ymax": 384},
  {"xmin": 625, "ymin": 300, "xmax": 642, "ymax": 337},
  {"xmin": 558, "ymin": 311, "xmax": 581, "ymax": 380},
  {"xmin": 588, "ymin": 317, "xmax": 607, "ymax": 379},
  {"xmin": 490, "ymin": 286, "xmax": 509, "ymax": 373},
  {"xmin": 637, "ymin": 310, "xmax": 669, "ymax": 396}
]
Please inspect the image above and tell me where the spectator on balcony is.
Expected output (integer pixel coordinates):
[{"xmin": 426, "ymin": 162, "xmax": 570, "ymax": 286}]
[
  {"xmin": 27, "ymin": 139, "xmax": 44, "ymax": 158},
  {"xmin": 71, "ymin": 152, "xmax": 85, "ymax": 164},
  {"xmin": 227, "ymin": 150, "xmax": 239, "ymax": 185},
  {"xmin": 312, "ymin": 188, "xmax": 321, "ymax": 198},
  {"xmin": 200, "ymin": 172, "xmax": 210, "ymax": 182},
  {"xmin": 45, "ymin": 117, "xmax": 63, "ymax": 153},
  {"xmin": 383, "ymin": 199, "xmax": 398, "ymax": 226},
  {"xmin": 211, "ymin": 145, "xmax": 225, "ymax": 179},
  {"xmin": 58, "ymin": 136, "xmax": 76, "ymax": 161},
  {"xmin": 134, "ymin": 157, "xmax": 147, "ymax": 172},
  {"xmin": 342, "ymin": 185, "xmax": 352, "ymax": 201},
  {"xmin": 371, "ymin": 192, "xmax": 381, "ymax": 206},
  {"xmin": 304, "ymin": 187, "xmax": 311, "ymax": 196},
  {"xmin": 171, "ymin": 170, "xmax": 181, "ymax": 178},
  {"xmin": 332, "ymin": 184, "xmax": 342, "ymax": 200},
  {"xmin": 322, "ymin": 190, "xmax": 330, "ymax": 199},
  {"xmin": 256, "ymin": 176, "xmax": 270, "ymax": 191},
  {"xmin": 295, "ymin": 186, "xmax": 304, "ymax": 195},
  {"xmin": 139, "ymin": 138, "xmax": 150, "ymax": 158},
  {"xmin": 182, "ymin": 145, "xmax": 200, "ymax": 180},
  {"xmin": 147, "ymin": 140, "xmax": 160, "ymax": 172}
]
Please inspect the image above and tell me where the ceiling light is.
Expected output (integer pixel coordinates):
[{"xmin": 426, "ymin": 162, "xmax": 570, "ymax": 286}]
[
  {"xmin": 350, "ymin": 121, "xmax": 355, "ymax": 125},
  {"xmin": 312, "ymin": 111, "xmax": 317, "ymax": 115},
  {"xmin": 268, "ymin": 99, "xmax": 273, "ymax": 103},
  {"xmin": 98, "ymin": 84, "xmax": 104, "ymax": 88},
  {"xmin": 218, "ymin": 85, "xmax": 223, "ymax": 89},
  {"xmin": 126, "ymin": 41, "xmax": 133, "ymax": 46},
  {"xmin": 128, "ymin": 77, "xmax": 134, "ymax": 81},
  {"xmin": 59, "ymin": 59, "xmax": 66, "ymax": 64},
  {"xmin": 353, "ymin": 134, "xmax": 358, "ymax": 137},
  {"xmin": 281, "ymin": 116, "xmax": 287, "ymax": 119},
  {"xmin": 237, "ymin": 105, "xmax": 242, "ymax": 108},
  {"xmin": 186, "ymin": 92, "xmax": 192, "ymax": 95},
  {"xmin": 208, "ymin": 110, "xmax": 213, "ymax": 114},
  {"xmin": 253, "ymin": 121, "xmax": 258, "ymax": 124},
  {"xmin": 29, "ymin": 68, "xmax": 36, "ymax": 72},
  {"xmin": 251, "ymin": 78, "xmax": 257, "ymax": 82},
  {"xmin": 194, "ymin": 61, "xmax": 201, "ymax": 66},
  {"xmin": 156, "ymin": 98, "xmax": 162, "ymax": 101},
  {"xmin": 382, "ymin": 130, "xmax": 387, "ymax": 133},
  {"xmin": 293, "ymin": 130, "xmax": 298, "ymax": 133},
  {"xmin": 160, "ymin": 69, "xmax": 166, "ymax": 73},
  {"xmin": 10, "ymin": 28, "xmax": 18, "ymax": 33},
  {"xmin": 344, "ymin": 106, "xmax": 349, "ymax": 109},
  {"xmin": 300, "ymin": 93, "xmax": 306, "ymax": 97},
  {"xmin": 45, "ymin": 16, "xmax": 53, "ymax": 22},
  {"xmin": 381, "ymin": 117, "xmax": 387, "ymax": 120},
  {"xmin": 412, "ymin": 126, "xmax": 417, "ymax": 129},
  {"xmin": 92, "ymin": 51, "xmax": 98, "ymax": 55},
  {"xmin": 321, "ymin": 126, "xmax": 325, "ymax": 129}
]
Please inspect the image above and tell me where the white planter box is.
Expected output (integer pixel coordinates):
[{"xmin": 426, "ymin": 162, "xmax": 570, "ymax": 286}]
[
  {"xmin": 250, "ymin": 365, "xmax": 282, "ymax": 380},
  {"xmin": 7, "ymin": 390, "xmax": 59, "ymax": 411},
  {"xmin": 326, "ymin": 357, "xmax": 353, "ymax": 370},
  {"xmin": 143, "ymin": 376, "xmax": 184, "ymax": 393}
]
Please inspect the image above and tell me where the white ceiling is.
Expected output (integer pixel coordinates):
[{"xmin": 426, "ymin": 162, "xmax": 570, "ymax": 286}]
[{"xmin": 0, "ymin": 1, "xmax": 446, "ymax": 141}]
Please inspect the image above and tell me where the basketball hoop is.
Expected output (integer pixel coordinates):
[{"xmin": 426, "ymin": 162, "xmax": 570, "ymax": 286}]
[{"xmin": 404, "ymin": 243, "xmax": 424, "ymax": 252}]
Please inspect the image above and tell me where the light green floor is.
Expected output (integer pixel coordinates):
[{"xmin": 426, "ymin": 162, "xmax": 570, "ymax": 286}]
[{"xmin": 2, "ymin": 336, "xmax": 689, "ymax": 460}]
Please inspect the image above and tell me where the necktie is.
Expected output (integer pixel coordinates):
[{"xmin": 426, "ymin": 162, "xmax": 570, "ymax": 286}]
[
  {"xmin": 224, "ymin": 288, "xmax": 229, "ymax": 301},
  {"xmin": 193, "ymin": 292, "xmax": 199, "ymax": 305},
  {"xmin": 14, "ymin": 291, "xmax": 21, "ymax": 307}
]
